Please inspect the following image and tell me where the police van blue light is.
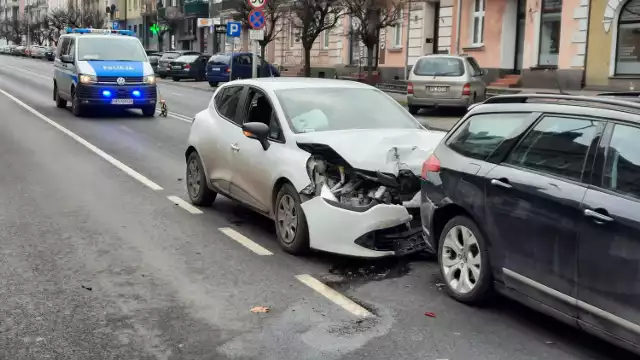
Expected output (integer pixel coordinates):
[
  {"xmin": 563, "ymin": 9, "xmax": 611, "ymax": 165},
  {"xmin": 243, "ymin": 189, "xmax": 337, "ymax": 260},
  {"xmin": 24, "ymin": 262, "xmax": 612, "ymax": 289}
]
[{"xmin": 53, "ymin": 28, "xmax": 157, "ymax": 117}]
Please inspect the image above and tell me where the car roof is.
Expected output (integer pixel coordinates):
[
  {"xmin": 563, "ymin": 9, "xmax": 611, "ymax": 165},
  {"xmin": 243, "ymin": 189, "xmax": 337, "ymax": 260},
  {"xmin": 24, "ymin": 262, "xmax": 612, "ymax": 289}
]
[{"xmin": 220, "ymin": 77, "xmax": 376, "ymax": 91}]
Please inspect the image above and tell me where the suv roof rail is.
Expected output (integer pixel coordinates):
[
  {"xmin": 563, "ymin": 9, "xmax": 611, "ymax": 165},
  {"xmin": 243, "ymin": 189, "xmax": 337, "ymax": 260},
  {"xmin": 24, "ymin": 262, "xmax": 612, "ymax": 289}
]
[{"xmin": 483, "ymin": 93, "xmax": 640, "ymax": 111}]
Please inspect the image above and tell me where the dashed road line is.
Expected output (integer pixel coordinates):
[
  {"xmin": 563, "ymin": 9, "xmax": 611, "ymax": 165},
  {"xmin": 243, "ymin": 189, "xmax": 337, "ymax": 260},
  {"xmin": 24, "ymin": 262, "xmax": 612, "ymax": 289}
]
[
  {"xmin": 0, "ymin": 63, "xmax": 50, "ymax": 80},
  {"xmin": 219, "ymin": 227, "xmax": 273, "ymax": 256},
  {"xmin": 167, "ymin": 195, "xmax": 203, "ymax": 214},
  {"xmin": 295, "ymin": 274, "xmax": 373, "ymax": 318},
  {"xmin": 0, "ymin": 87, "xmax": 164, "ymax": 191}
]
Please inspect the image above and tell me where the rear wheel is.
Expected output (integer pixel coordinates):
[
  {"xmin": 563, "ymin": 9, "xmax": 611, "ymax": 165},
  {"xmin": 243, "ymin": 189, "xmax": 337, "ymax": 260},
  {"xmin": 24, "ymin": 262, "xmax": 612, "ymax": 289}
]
[
  {"xmin": 208, "ymin": 81, "xmax": 218, "ymax": 87},
  {"xmin": 141, "ymin": 106, "xmax": 156, "ymax": 117},
  {"xmin": 54, "ymin": 84, "xmax": 67, "ymax": 108},
  {"xmin": 438, "ymin": 215, "xmax": 493, "ymax": 304},
  {"xmin": 172, "ymin": 77, "xmax": 180, "ymax": 82},
  {"xmin": 408, "ymin": 106, "xmax": 420, "ymax": 115},
  {"xmin": 186, "ymin": 151, "xmax": 217, "ymax": 206},
  {"xmin": 159, "ymin": 75, "xmax": 167, "ymax": 79},
  {"xmin": 274, "ymin": 183, "xmax": 309, "ymax": 255}
]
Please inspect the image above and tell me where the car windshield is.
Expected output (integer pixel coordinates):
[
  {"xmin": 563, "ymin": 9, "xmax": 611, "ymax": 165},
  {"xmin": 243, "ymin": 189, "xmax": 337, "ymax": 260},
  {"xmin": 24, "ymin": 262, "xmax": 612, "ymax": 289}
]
[
  {"xmin": 77, "ymin": 37, "xmax": 147, "ymax": 61},
  {"xmin": 209, "ymin": 54, "xmax": 230, "ymax": 64},
  {"xmin": 275, "ymin": 88, "xmax": 423, "ymax": 133},
  {"xmin": 413, "ymin": 57, "xmax": 465, "ymax": 76},
  {"xmin": 176, "ymin": 55, "xmax": 199, "ymax": 62}
]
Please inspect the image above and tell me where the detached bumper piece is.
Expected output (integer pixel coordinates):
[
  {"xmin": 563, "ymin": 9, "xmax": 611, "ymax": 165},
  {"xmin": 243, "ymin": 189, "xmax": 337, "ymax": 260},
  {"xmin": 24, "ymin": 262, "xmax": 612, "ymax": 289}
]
[{"xmin": 354, "ymin": 224, "xmax": 426, "ymax": 256}]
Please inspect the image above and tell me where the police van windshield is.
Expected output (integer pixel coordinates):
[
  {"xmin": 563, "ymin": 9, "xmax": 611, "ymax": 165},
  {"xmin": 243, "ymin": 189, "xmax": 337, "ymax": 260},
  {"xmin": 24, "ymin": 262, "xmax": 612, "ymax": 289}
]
[{"xmin": 77, "ymin": 37, "xmax": 147, "ymax": 61}]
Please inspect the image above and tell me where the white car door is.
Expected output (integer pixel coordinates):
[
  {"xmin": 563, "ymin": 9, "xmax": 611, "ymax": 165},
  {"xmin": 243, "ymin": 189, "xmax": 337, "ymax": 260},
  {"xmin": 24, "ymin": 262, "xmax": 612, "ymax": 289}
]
[{"xmin": 229, "ymin": 87, "xmax": 288, "ymax": 214}]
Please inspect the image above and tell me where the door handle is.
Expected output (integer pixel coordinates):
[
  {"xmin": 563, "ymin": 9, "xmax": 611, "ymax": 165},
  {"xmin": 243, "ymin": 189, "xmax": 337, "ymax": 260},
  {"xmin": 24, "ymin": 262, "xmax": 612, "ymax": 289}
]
[
  {"xmin": 490, "ymin": 178, "xmax": 512, "ymax": 189},
  {"xmin": 230, "ymin": 143, "xmax": 240, "ymax": 152},
  {"xmin": 584, "ymin": 209, "xmax": 613, "ymax": 223}
]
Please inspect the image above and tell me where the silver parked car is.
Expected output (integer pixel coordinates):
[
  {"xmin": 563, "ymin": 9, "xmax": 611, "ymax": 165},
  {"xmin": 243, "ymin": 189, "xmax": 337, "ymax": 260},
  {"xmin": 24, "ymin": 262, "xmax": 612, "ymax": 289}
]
[{"xmin": 407, "ymin": 54, "xmax": 487, "ymax": 114}]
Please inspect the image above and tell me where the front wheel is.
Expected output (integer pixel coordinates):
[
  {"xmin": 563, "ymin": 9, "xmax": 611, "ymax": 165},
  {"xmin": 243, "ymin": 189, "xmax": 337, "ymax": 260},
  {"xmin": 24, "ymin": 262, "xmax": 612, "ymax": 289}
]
[
  {"xmin": 438, "ymin": 215, "xmax": 493, "ymax": 304},
  {"xmin": 172, "ymin": 77, "xmax": 180, "ymax": 82},
  {"xmin": 71, "ymin": 90, "xmax": 83, "ymax": 117},
  {"xmin": 186, "ymin": 151, "xmax": 216, "ymax": 206},
  {"xmin": 208, "ymin": 81, "xmax": 218, "ymax": 87},
  {"xmin": 274, "ymin": 183, "xmax": 309, "ymax": 255},
  {"xmin": 408, "ymin": 106, "xmax": 420, "ymax": 115},
  {"xmin": 54, "ymin": 84, "xmax": 67, "ymax": 108},
  {"xmin": 141, "ymin": 106, "xmax": 156, "ymax": 117},
  {"xmin": 159, "ymin": 75, "xmax": 167, "ymax": 79}
]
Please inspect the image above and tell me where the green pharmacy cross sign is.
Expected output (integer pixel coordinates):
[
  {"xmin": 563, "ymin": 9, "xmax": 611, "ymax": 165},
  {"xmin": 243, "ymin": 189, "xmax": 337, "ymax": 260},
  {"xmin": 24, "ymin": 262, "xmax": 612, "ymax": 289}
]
[{"xmin": 150, "ymin": 23, "xmax": 160, "ymax": 35}]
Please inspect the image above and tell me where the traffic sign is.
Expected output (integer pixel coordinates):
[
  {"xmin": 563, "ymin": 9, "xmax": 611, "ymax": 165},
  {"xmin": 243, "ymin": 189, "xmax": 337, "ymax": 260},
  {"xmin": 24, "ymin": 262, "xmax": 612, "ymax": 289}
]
[
  {"xmin": 226, "ymin": 21, "xmax": 242, "ymax": 37},
  {"xmin": 214, "ymin": 24, "xmax": 226, "ymax": 34},
  {"xmin": 112, "ymin": 20, "xmax": 119, "ymax": 30},
  {"xmin": 249, "ymin": 29, "xmax": 264, "ymax": 41},
  {"xmin": 247, "ymin": 0, "xmax": 265, "ymax": 9},
  {"xmin": 248, "ymin": 9, "xmax": 265, "ymax": 30}
]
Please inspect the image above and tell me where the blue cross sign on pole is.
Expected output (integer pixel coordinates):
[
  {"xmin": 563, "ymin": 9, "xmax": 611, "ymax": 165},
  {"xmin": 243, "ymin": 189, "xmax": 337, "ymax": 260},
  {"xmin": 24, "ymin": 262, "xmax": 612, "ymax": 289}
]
[
  {"xmin": 248, "ymin": 9, "xmax": 265, "ymax": 30},
  {"xmin": 226, "ymin": 21, "xmax": 242, "ymax": 37}
]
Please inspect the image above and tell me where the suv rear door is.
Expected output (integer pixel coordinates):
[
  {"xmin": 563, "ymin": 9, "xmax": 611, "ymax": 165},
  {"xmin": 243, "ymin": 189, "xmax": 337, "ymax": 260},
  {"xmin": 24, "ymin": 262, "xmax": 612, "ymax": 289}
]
[
  {"xmin": 485, "ymin": 114, "xmax": 605, "ymax": 319},
  {"xmin": 578, "ymin": 121, "xmax": 640, "ymax": 347}
]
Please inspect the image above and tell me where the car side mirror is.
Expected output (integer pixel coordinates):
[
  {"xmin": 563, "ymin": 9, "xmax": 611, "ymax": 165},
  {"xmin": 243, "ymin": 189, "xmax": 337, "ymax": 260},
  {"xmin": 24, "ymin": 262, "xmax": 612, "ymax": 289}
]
[
  {"xmin": 242, "ymin": 122, "xmax": 271, "ymax": 150},
  {"xmin": 480, "ymin": 69, "xmax": 486, "ymax": 76},
  {"xmin": 60, "ymin": 54, "xmax": 73, "ymax": 63}
]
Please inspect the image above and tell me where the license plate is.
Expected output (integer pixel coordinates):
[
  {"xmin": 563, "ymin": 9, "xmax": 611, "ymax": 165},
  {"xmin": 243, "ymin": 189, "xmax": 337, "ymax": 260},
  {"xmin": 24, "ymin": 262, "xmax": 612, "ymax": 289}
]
[
  {"xmin": 212, "ymin": 68, "xmax": 220, "ymax": 71},
  {"xmin": 428, "ymin": 86, "xmax": 449, "ymax": 92},
  {"xmin": 172, "ymin": 66, "xmax": 181, "ymax": 69},
  {"xmin": 111, "ymin": 99, "xmax": 133, "ymax": 105}
]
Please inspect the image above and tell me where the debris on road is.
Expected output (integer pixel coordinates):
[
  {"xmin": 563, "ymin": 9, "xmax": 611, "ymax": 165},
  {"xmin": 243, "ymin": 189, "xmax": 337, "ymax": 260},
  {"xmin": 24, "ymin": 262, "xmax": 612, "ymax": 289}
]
[
  {"xmin": 81, "ymin": 285, "xmax": 92, "ymax": 291},
  {"xmin": 424, "ymin": 312, "xmax": 436, "ymax": 318},
  {"xmin": 250, "ymin": 306, "xmax": 270, "ymax": 313}
]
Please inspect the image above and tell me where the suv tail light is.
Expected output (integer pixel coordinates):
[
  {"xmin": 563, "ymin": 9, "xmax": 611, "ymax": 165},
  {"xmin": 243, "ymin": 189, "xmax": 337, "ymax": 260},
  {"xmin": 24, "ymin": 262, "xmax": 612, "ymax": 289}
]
[
  {"xmin": 407, "ymin": 82, "xmax": 414, "ymax": 94},
  {"xmin": 421, "ymin": 154, "xmax": 441, "ymax": 178},
  {"xmin": 462, "ymin": 83, "xmax": 471, "ymax": 96},
  {"xmin": 185, "ymin": 64, "xmax": 191, "ymax": 69},
  {"xmin": 226, "ymin": 67, "xmax": 230, "ymax": 73}
]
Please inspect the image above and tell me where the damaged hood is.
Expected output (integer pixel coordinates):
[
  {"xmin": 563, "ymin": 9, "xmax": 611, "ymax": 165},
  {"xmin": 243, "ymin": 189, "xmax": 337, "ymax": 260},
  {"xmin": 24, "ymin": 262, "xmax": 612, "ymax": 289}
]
[{"xmin": 296, "ymin": 129, "xmax": 446, "ymax": 175}]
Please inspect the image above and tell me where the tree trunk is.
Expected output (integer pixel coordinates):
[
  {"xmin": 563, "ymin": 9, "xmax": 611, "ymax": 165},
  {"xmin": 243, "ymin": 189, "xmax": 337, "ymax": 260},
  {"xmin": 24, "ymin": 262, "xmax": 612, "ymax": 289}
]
[
  {"xmin": 366, "ymin": 45, "xmax": 374, "ymax": 85},
  {"xmin": 303, "ymin": 46, "xmax": 311, "ymax": 77}
]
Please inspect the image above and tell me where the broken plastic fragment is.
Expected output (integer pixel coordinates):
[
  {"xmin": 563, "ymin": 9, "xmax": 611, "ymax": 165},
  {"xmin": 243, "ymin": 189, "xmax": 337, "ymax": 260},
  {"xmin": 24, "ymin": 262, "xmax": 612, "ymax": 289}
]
[
  {"xmin": 424, "ymin": 312, "xmax": 436, "ymax": 318},
  {"xmin": 250, "ymin": 306, "xmax": 270, "ymax": 313}
]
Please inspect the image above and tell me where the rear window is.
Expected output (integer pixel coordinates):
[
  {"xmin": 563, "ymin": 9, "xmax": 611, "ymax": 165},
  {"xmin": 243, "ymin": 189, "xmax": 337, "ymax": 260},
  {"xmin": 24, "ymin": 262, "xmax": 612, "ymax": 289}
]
[
  {"xmin": 413, "ymin": 57, "xmax": 465, "ymax": 77},
  {"xmin": 447, "ymin": 113, "xmax": 532, "ymax": 161},
  {"xmin": 209, "ymin": 54, "xmax": 231, "ymax": 64},
  {"xmin": 176, "ymin": 55, "xmax": 199, "ymax": 62},
  {"xmin": 161, "ymin": 52, "xmax": 181, "ymax": 60}
]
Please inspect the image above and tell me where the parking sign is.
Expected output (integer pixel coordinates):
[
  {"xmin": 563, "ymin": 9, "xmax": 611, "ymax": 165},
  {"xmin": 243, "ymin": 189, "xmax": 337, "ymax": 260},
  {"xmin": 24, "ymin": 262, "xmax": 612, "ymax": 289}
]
[{"xmin": 226, "ymin": 21, "xmax": 241, "ymax": 37}]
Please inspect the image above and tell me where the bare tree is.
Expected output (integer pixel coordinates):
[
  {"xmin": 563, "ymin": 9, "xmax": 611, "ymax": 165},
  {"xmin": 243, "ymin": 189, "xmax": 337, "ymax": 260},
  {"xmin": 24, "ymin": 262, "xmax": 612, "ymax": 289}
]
[
  {"xmin": 345, "ymin": 0, "xmax": 406, "ymax": 83},
  {"xmin": 156, "ymin": 2, "xmax": 184, "ymax": 51},
  {"xmin": 290, "ymin": 0, "xmax": 344, "ymax": 77},
  {"xmin": 0, "ymin": 19, "xmax": 25, "ymax": 44},
  {"xmin": 234, "ymin": 0, "xmax": 286, "ymax": 60}
]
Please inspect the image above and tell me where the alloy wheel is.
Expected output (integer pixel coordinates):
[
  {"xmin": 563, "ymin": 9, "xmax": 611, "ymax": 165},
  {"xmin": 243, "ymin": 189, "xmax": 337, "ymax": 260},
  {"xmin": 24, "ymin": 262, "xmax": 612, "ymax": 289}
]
[
  {"xmin": 187, "ymin": 158, "xmax": 201, "ymax": 198},
  {"xmin": 277, "ymin": 194, "xmax": 297, "ymax": 244},
  {"xmin": 441, "ymin": 225, "xmax": 482, "ymax": 294}
]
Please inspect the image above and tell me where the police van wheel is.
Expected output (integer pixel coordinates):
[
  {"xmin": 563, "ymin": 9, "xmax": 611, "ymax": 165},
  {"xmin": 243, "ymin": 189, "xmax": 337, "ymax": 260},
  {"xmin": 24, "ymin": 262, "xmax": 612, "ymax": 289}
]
[
  {"xmin": 71, "ymin": 91, "xmax": 83, "ymax": 117},
  {"xmin": 141, "ymin": 106, "xmax": 156, "ymax": 117},
  {"xmin": 54, "ymin": 85, "xmax": 67, "ymax": 108}
]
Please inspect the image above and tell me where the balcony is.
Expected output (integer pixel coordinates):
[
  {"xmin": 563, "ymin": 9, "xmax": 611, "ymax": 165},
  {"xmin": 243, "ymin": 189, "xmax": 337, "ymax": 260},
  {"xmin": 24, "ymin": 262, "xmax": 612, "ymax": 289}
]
[
  {"xmin": 9, "ymin": 0, "xmax": 19, "ymax": 8},
  {"xmin": 37, "ymin": 0, "xmax": 47, "ymax": 8},
  {"xmin": 158, "ymin": 5, "xmax": 183, "ymax": 20},
  {"xmin": 183, "ymin": 0, "xmax": 207, "ymax": 17},
  {"xmin": 210, "ymin": 0, "xmax": 239, "ymax": 14}
]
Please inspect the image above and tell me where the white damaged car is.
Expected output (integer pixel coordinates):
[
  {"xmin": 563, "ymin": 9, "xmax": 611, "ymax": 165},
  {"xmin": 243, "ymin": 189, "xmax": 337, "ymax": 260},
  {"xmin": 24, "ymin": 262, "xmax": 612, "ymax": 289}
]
[{"xmin": 185, "ymin": 78, "xmax": 445, "ymax": 258}]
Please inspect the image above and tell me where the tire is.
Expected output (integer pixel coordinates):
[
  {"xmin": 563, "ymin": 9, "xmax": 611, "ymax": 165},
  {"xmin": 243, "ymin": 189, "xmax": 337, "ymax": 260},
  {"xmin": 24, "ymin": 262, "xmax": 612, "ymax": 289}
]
[
  {"xmin": 438, "ymin": 215, "xmax": 492, "ymax": 304},
  {"xmin": 274, "ymin": 183, "xmax": 309, "ymax": 255},
  {"xmin": 172, "ymin": 77, "xmax": 180, "ymax": 82},
  {"xmin": 54, "ymin": 84, "xmax": 67, "ymax": 108},
  {"xmin": 141, "ymin": 106, "xmax": 156, "ymax": 117},
  {"xmin": 208, "ymin": 81, "xmax": 218, "ymax": 87},
  {"xmin": 160, "ymin": 75, "xmax": 167, "ymax": 79},
  {"xmin": 70, "ymin": 90, "xmax": 83, "ymax": 117},
  {"xmin": 186, "ymin": 151, "xmax": 216, "ymax": 206},
  {"xmin": 408, "ymin": 106, "xmax": 420, "ymax": 115}
]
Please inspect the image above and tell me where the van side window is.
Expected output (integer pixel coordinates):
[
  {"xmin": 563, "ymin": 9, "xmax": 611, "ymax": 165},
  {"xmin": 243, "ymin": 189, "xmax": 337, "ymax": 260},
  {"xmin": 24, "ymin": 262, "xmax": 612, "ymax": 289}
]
[
  {"xmin": 57, "ymin": 38, "xmax": 70, "ymax": 57},
  {"xmin": 68, "ymin": 39, "xmax": 76, "ymax": 60},
  {"xmin": 446, "ymin": 113, "xmax": 532, "ymax": 161}
]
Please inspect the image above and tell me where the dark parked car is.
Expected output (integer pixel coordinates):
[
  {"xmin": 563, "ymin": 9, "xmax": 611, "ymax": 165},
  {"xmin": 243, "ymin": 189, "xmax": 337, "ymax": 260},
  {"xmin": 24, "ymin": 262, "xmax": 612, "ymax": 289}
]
[
  {"xmin": 420, "ymin": 93, "xmax": 640, "ymax": 355},
  {"xmin": 167, "ymin": 54, "xmax": 211, "ymax": 81},
  {"xmin": 205, "ymin": 52, "xmax": 280, "ymax": 87},
  {"xmin": 147, "ymin": 51, "xmax": 163, "ymax": 74},
  {"xmin": 157, "ymin": 50, "xmax": 200, "ymax": 79},
  {"xmin": 45, "ymin": 46, "xmax": 56, "ymax": 61}
]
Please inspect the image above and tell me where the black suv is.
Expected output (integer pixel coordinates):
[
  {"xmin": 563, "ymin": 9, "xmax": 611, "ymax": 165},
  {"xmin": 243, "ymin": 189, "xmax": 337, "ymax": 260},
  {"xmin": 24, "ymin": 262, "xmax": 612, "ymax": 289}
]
[{"xmin": 420, "ymin": 94, "xmax": 640, "ymax": 355}]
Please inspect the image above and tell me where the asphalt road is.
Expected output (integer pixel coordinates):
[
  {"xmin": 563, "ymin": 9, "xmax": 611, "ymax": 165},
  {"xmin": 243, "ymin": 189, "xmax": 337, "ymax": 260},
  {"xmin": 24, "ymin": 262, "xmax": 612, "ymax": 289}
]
[{"xmin": 0, "ymin": 55, "xmax": 635, "ymax": 360}]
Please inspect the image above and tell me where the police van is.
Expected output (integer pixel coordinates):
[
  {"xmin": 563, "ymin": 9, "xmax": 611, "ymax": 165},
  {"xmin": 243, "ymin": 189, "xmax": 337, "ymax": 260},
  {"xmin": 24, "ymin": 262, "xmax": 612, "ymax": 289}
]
[{"xmin": 53, "ymin": 28, "xmax": 157, "ymax": 117}]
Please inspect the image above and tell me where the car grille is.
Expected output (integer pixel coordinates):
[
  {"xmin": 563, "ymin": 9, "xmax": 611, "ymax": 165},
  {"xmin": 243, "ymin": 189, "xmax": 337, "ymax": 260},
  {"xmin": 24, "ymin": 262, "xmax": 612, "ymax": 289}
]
[
  {"xmin": 97, "ymin": 76, "xmax": 144, "ymax": 83},
  {"xmin": 77, "ymin": 87, "xmax": 157, "ymax": 99}
]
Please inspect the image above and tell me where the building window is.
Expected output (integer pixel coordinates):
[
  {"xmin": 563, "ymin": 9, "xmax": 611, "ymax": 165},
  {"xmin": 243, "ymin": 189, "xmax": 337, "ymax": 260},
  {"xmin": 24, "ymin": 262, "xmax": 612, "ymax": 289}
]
[
  {"xmin": 616, "ymin": 0, "xmax": 640, "ymax": 74},
  {"xmin": 538, "ymin": 0, "xmax": 562, "ymax": 66},
  {"xmin": 322, "ymin": 30, "xmax": 329, "ymax": 49},
  {"xmin": 289, "ymin": 21, "xmax": 294, "ymax": 47},
  {"xmin": 391, "ymin": 8, "xmax": 403, "ymax": 47},
  {"xmin": 471, "ymin": 0, "xmax": 485, "ymax": 45}
]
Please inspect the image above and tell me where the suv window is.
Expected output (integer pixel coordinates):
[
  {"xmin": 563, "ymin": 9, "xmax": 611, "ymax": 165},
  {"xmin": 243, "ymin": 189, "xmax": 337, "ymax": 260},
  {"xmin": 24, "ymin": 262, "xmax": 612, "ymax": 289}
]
[
  {"xmin": 214, "ymin": 86, "xmax": 243, "ymax": 123},
  {"xmin": 603, "ymin": 124, "xmax": 640, "ymax": 199},
  {"xmin": 235, "ymin": 55, "xmax": 252, "ymax": 65},
  {"xmin": 413, "ymin": 57, "xmax": 464, "ymax": 76},
  {"xmin": 447, "ymin": 113, "xmax": 532, "ymax": 161},
  {"xmin": 507, "ymin": 116, "xmax": 599, "ymax": 181},
  {"xmin": 466, "ymin": 57, "xmax": 483, "ymax": 76}
]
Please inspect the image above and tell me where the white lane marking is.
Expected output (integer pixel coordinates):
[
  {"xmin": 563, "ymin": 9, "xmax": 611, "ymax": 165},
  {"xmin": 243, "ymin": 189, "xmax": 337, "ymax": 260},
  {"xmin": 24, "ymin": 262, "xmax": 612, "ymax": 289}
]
[
  {"xmin": 218, "ymin": 227, "xmax": 273, "ymax": 256},
  {"xmin": 295, "ymin": 274, "xmax": 373, "ymax": 318},
  {"xmin": 171, "ymin": 92, "xmax": 183, "ymax": 96},
  {"xmin": 0, "ymin": 88, "xmax": 164, "ymax": 191},
  {"xmin": 0, "ymin": 63, "xmax": 50, "ymax": 80},
  {"xmin": 156, "ymin": 109, "xmax": 193, "ymax": 123},
  {"xmin": 167, "ymin": 195, "xmax": 203, "ymax": 214}
]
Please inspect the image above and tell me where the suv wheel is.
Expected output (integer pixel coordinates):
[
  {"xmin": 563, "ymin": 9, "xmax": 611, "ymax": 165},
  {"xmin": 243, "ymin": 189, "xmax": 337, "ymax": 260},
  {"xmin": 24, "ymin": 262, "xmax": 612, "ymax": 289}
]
[{"xmin": 438, "ymin": 215, "xmax": 492, "ymax": 304}]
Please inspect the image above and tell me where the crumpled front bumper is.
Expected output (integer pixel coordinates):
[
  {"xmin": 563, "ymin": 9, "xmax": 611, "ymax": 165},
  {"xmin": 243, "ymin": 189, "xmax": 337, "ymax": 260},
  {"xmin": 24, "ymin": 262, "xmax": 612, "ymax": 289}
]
[{"xmin": 301, "ymin": 196, "xmax": 426, "ymax": 258}]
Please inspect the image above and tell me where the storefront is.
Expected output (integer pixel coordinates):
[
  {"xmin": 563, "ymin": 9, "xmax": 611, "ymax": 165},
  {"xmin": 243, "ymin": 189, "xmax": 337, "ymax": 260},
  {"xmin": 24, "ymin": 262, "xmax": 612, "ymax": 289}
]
[{"xmin": 585, "ymin": 0, "xmax": 640, "ymax": 89}]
